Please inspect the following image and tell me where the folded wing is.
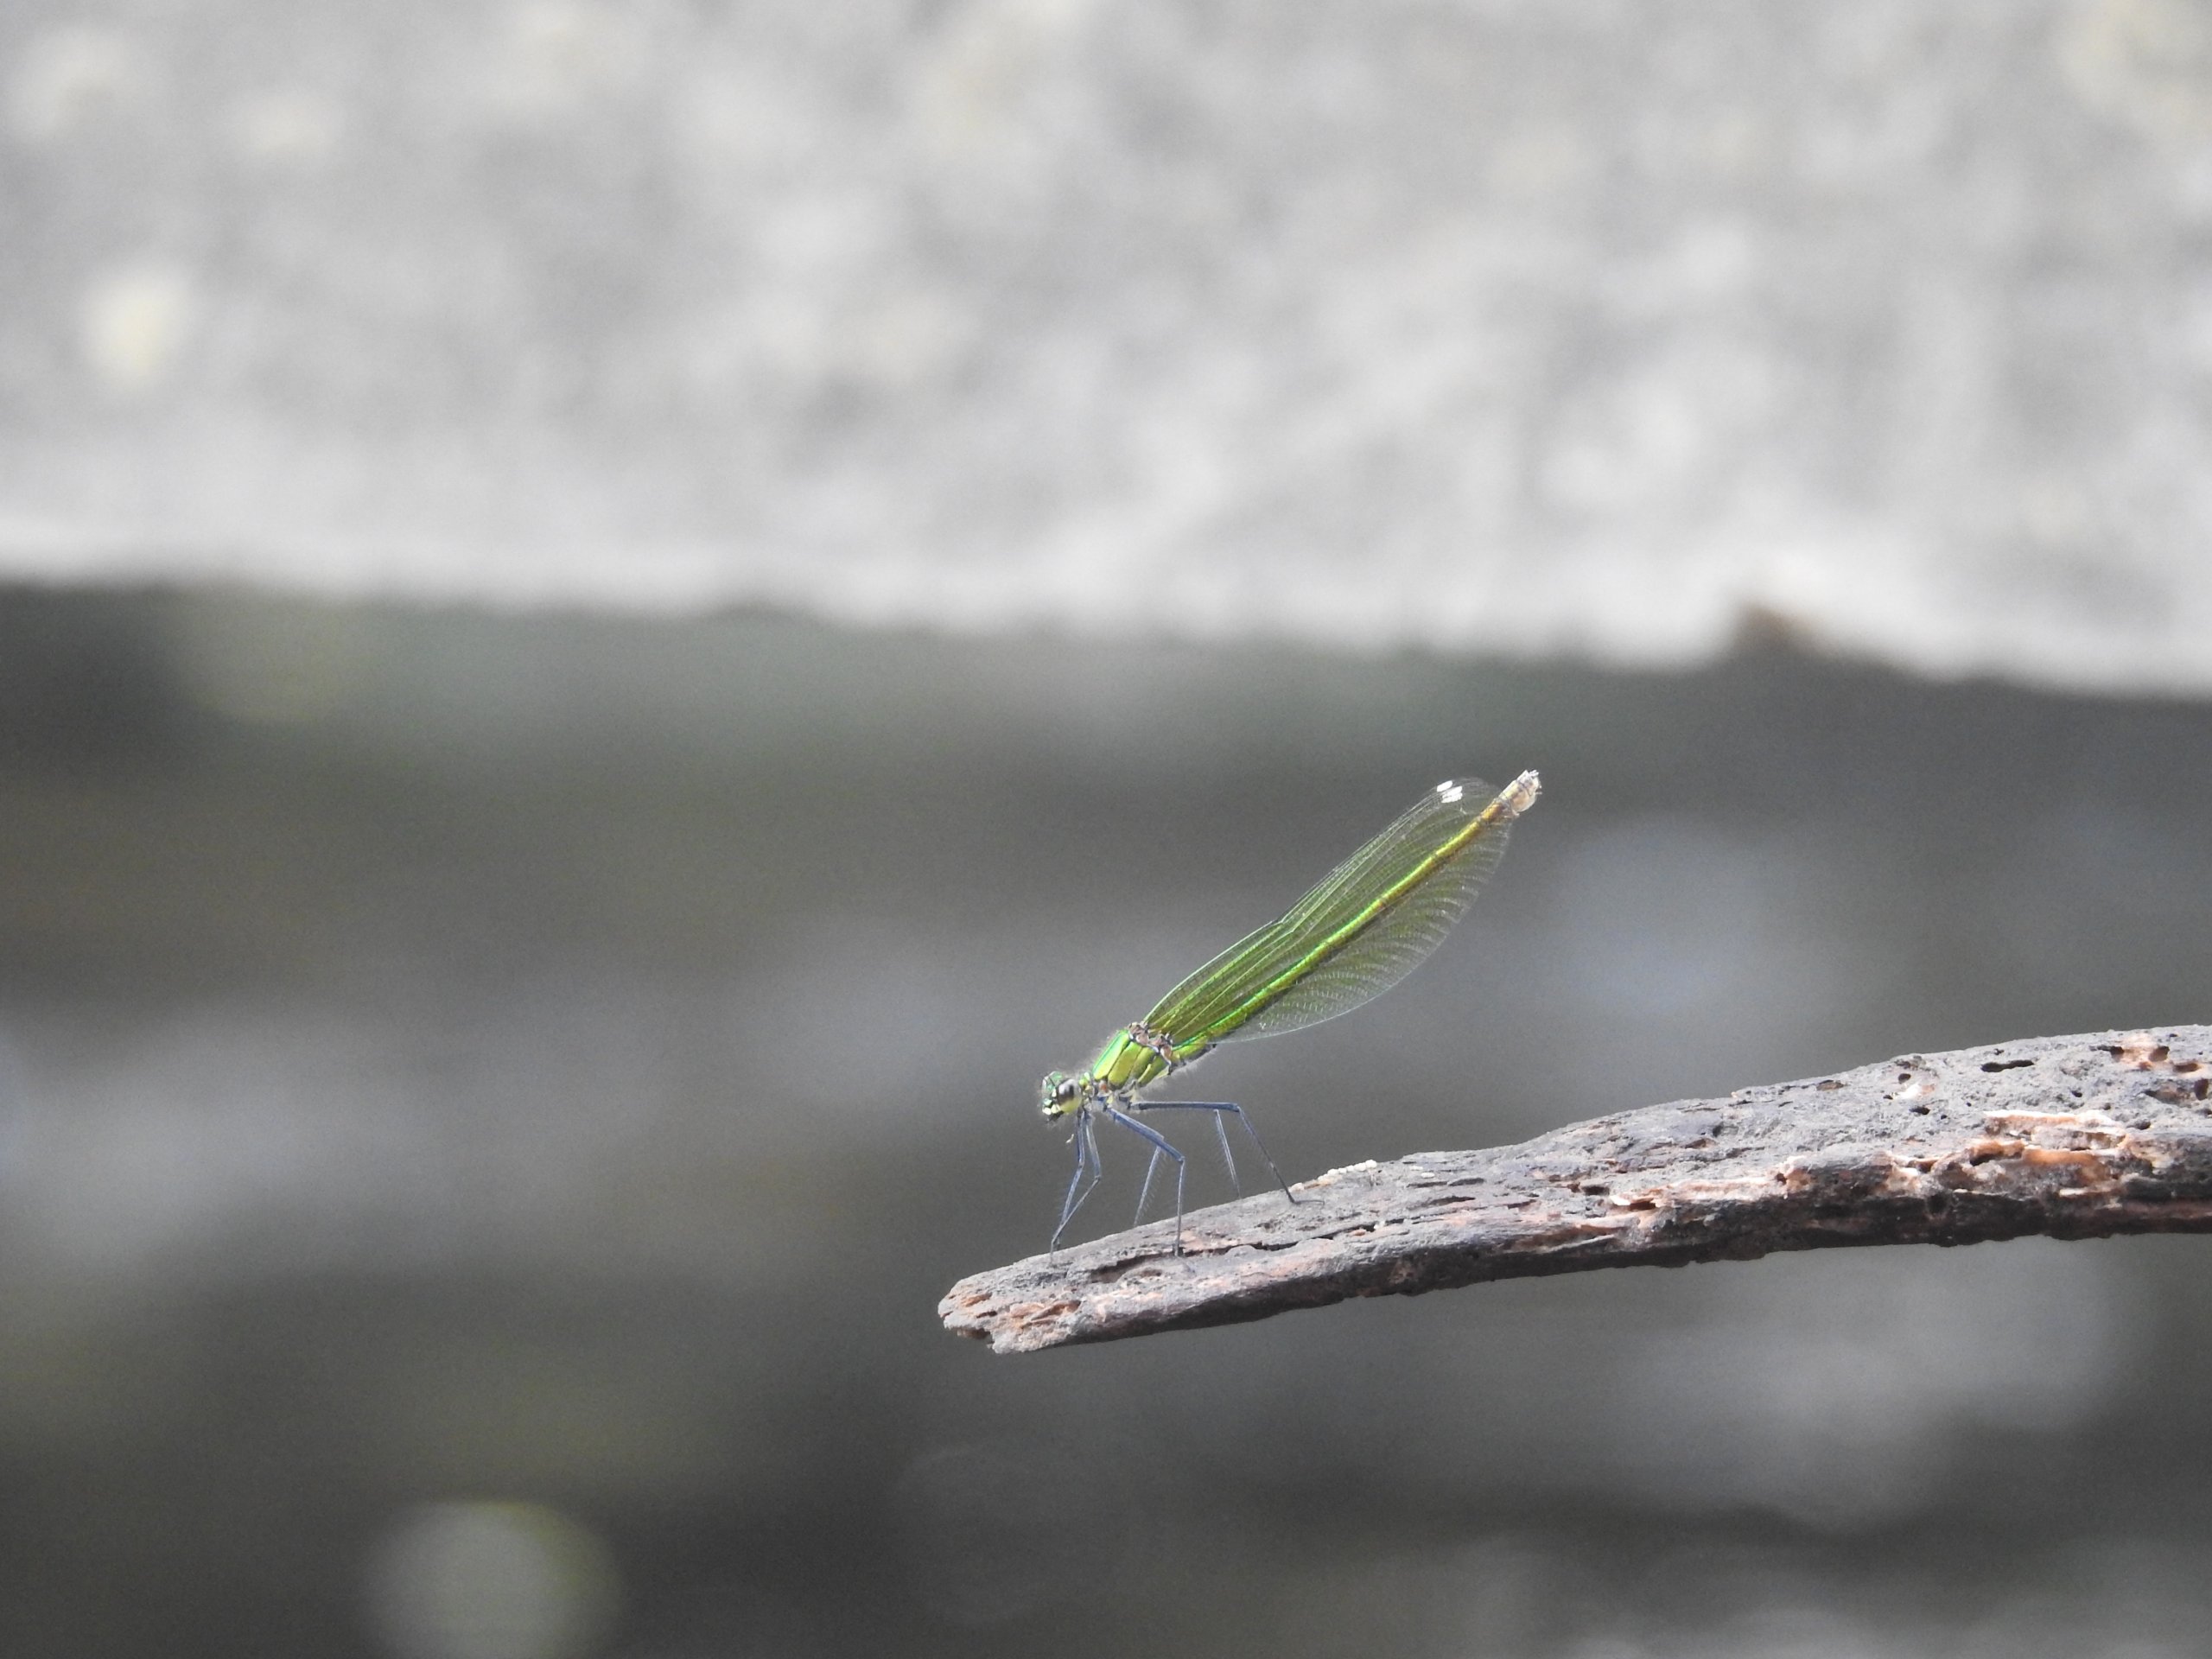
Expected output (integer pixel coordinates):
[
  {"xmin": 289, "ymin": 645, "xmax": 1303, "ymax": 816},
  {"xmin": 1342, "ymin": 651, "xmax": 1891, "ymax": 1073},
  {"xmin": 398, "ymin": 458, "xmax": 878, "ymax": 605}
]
[{"xmin": 1143, "ymin": 773, "xmax": 1535, "ymax": 1048}]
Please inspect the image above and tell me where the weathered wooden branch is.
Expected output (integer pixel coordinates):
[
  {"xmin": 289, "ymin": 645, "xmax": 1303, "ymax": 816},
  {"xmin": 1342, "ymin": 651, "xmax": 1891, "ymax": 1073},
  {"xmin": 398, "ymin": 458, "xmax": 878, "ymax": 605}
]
[{"xmin": 940, "ymin": 1027, "xmax": 2212, "ymax": 1354}]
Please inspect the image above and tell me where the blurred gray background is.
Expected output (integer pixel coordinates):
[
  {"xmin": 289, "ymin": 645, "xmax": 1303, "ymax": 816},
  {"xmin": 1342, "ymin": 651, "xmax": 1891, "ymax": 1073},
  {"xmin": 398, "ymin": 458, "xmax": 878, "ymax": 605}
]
[{"xmin": 5, "ymin": 3, "xmax": 2212, "ymax": 1657}]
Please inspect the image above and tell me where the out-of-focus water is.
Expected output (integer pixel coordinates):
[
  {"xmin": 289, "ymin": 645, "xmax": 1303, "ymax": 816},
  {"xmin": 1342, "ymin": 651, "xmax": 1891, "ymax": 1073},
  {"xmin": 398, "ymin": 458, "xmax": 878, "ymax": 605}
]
[{"xmin": 1, "ymin": 587, "xmax": 2209, "ymax": 1658}]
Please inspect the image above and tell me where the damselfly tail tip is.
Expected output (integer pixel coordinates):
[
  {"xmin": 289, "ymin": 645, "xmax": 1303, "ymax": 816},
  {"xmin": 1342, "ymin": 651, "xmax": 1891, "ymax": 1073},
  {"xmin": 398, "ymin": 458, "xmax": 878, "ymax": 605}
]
[{"xmin": 1499, "ymin": 770, "xmax": 1541, "ymax": 815}]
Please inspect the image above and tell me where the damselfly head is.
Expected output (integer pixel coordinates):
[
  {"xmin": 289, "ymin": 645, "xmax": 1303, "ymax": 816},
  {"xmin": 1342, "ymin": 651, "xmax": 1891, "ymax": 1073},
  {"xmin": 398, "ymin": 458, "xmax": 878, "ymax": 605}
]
[{"xmin": 1038, "ymin": 1071, "xmax": 1080, "ymax": 1119}]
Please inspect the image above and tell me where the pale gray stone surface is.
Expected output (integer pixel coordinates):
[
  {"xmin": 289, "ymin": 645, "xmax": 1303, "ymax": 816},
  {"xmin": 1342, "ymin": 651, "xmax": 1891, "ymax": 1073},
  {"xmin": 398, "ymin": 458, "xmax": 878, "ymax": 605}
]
[{"xmin": 6, "ymin": 1, "xmax": 2212, "ymax": 689}]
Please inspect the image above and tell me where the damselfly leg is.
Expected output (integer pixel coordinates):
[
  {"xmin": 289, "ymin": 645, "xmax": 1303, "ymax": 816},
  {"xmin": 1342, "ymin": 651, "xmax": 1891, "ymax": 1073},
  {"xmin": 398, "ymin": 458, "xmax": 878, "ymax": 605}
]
[
  {"xmin": 1101, "ymin": 1104, "xmax": 1190, "ymax": 1251},
  {"xmin": 1049, "ymin": 1111, "xmax": 1106, "ymax": 1255},
  {"xmin": 1124, "ymin": 1101, "xmax": 1299, "ymax": 1206}
]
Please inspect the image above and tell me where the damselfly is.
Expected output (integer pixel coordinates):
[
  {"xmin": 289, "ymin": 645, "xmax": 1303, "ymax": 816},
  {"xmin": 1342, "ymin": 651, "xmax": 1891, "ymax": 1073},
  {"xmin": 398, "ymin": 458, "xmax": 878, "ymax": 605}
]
[{"xmin": 1038, "ymin": 771, "xmax": 1541, "ymax": 1251}]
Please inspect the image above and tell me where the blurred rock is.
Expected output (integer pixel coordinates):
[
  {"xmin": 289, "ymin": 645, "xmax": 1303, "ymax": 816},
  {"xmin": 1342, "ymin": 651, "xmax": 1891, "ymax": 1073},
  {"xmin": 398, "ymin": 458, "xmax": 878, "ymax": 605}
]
[{"xmin": 4, "ymin": 3, "xmax": 2212, "ymax": 690}]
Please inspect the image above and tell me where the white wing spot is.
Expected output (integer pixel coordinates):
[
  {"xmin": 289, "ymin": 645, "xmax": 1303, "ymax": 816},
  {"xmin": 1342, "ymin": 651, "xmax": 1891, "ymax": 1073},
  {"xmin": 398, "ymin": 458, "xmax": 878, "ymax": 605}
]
[{"xmin": 1436, "ymin": 780, "xmax": 1464, "ymax": 803}]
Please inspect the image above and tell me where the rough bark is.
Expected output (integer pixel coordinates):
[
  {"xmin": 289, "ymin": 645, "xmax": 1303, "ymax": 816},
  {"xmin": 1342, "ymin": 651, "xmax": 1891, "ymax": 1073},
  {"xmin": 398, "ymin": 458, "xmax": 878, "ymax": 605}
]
[{"xmin": 940, "ymin": 1026, "xmax": 2212, "ymax": 1354}]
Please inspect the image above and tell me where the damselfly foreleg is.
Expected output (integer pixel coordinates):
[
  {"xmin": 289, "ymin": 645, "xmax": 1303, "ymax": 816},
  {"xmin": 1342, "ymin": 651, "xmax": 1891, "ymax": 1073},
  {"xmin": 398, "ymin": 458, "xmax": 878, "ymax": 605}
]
[{"xmin": 1049, "ymin": 1109, "xmax": 1107, "ymax": 1255}]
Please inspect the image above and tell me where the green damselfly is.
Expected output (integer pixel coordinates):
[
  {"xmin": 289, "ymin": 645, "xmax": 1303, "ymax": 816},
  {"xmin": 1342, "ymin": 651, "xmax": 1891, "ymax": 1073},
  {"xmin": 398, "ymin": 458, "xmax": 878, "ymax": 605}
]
[{"xmin": 1039, "ymin": 771, "xmax": 1541, "ymax": 1251}]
